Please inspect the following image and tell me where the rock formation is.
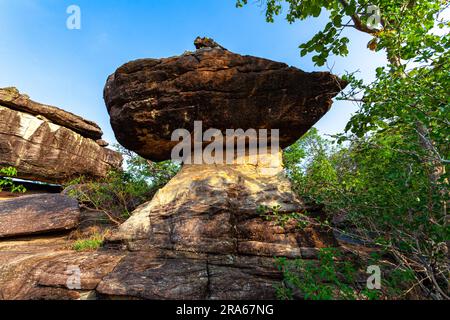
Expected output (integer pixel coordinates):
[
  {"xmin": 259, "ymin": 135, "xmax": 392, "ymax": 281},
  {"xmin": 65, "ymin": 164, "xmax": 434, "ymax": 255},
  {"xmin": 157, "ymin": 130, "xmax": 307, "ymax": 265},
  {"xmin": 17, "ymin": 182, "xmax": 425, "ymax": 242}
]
[
  {"xmin": 99, "ymin": 39, "xmax": 346, "ymax": 299},
  {"xmin": 104, "ymin": 40, "xmax": 346, "ymax": 161},
  {"xmin": 0, "ymin": 88, "xmax": 102, "ymax": 140},
  {"xmin": 0, "ymin": 88, "xmax": 122, "ymax": 184},
  {"xmin": 0, "ymin": 194, "xmax": 80, "ymax": 239},
  {"xmin": 0, "ymin": 39, "xmax": 347, "ymax": 300},
  {"xmin": 99, "ymin": 152, "xmax": 337, "ymax": 299}
]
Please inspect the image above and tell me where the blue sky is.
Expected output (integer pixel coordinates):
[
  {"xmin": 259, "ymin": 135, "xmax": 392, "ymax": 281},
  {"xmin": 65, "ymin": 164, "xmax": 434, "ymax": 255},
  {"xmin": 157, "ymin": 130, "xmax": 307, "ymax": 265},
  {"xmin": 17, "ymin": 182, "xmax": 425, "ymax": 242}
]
[{"xmin": 0, "ymin": 0, "xmax": 386, "ymax": 144}]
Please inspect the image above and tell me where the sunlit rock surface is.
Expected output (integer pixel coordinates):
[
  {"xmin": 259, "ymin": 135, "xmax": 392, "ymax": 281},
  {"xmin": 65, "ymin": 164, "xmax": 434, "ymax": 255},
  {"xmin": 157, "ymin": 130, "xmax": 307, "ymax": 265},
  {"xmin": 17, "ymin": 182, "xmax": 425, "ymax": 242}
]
[
  {"xmin": 100, "ymin": 152, "xmax": 337, "ymax": 299},
  {"xmin": 0, "ymin": 88, "xmax": 122, "ymax": 184}
]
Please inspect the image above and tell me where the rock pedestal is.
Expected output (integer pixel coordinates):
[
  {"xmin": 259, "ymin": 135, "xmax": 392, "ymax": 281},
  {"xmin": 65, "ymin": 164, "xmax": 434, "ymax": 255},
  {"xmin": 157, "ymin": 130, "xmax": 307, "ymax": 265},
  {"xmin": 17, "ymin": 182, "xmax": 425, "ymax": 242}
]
[
  {"xmin": 110, "ymin": 151, "xmax": 334, "ymax": 255},
  {"xmin": 100, "ymin": 152, "xmax": 336, "ymax": 299}
]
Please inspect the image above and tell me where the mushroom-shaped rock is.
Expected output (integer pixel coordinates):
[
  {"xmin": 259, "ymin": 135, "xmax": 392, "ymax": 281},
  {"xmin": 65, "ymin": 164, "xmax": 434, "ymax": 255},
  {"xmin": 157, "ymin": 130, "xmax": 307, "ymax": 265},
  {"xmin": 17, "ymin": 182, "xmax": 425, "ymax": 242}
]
[
  {"xmin": 104, "ymin": 40, "xmax": 346, "ymax": 161},
  {"xmin": 101, "ymin": 40, "xmax": 345, "ymax": 300}
]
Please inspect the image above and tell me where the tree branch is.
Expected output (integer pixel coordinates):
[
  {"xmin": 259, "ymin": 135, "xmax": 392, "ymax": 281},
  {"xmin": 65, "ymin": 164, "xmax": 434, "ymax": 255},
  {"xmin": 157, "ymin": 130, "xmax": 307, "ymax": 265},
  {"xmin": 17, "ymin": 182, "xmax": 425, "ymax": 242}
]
[{"xmin": 338, "ymin": 0, "xmax": 379, "ymax": 34}]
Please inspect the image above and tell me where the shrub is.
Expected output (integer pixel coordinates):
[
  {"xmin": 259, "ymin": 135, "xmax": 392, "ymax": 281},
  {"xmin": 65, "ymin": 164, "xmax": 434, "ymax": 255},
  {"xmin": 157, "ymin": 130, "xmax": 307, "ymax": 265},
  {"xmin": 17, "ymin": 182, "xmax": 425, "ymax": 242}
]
[
  {"xmin": 72, "ymin": 233, "xmax": 104, "ymax": 251},
  {"xmin": 66, "ymin": 170, "xmax": 152, "ymax": 225},
  {"xmin": 66, "ymin": 146, "xmax": 180, "ymax": 226},
  {"xmin": 114, "ymin": 144, "xmax": 180, "ymax": 188},
  {"xmin": 0, "ymin": 167, "xmax": 26, "ymax": 193},
  {"xmin": 275, "ymin": 248, "xmax": 417, "ymax": 300}
]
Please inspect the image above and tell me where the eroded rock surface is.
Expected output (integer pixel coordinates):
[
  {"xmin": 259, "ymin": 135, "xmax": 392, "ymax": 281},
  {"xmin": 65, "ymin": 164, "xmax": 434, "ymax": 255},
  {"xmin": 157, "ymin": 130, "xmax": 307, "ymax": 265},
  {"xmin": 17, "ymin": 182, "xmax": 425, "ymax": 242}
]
[
  {"xmin": 110, "ymin": 153, "xmax": 335, "ymax": 255},
  {"xmin": 0, "ymin": 236, "xmax": 124, "ymax": 300},
  {"xmin": 0, "ymin": 87, "xmax": 103, "ymax": 140},
  {"xmin": 0, "ymin": 89, "xmax": 122, "ymax": 184},
  {"xmin": 97, "ymin": 152, "xmax": 336, "ymax": 299},
  {"xmin": 0, "ymin": 194, "xmax": 81, "ymax": 238},
  {"xmin": 104, "ymin": 42, "xmax": 346, "ymax": 161}
]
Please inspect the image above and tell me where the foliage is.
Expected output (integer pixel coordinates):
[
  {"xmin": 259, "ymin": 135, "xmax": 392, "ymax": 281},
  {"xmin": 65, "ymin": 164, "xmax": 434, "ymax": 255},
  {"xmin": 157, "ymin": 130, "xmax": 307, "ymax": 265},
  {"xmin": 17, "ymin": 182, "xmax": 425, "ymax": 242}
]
[
  {"xmin": 114, "ymin": 144, "xmax": 180, "ymax": 189},
  {"xmin": 67, "ymin": 146, "xmax": 180, "ymax": 225},
  {"xmin": 275, "ymin": 248, "xmax": 417, "ymax": 300},
  {"xmin": 238, "ymin": 0, "xmax": 449, "ymax": 300},
  {"xmin": 67, "ymin": 170, "xmax": 152, "ymax": 225},
  {"xmin": 257, "ymin": 204, "xmax": 312, "ymax": 229},
  {"xmin": 284, "ymin": 128, "xmax": 339, "ymax": 204},
  {"xmin": 0, "ymin": 167, "xmax": 26, "ymax": 193},
  {"xmin": 72, "ymin": 232, "xmax": 104, "ymax": 251},
  {"xmin": 236, "ymin": 0, "xmax": 447, "ymax": 67}
]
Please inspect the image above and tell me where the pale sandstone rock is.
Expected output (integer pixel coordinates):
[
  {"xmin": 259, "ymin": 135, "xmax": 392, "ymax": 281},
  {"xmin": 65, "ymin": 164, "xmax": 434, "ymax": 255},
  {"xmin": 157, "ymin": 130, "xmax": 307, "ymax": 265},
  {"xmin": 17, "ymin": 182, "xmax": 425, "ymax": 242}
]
[{"xmin": 109, "ymin": 152, "xmax": 335, "ymax": 256}]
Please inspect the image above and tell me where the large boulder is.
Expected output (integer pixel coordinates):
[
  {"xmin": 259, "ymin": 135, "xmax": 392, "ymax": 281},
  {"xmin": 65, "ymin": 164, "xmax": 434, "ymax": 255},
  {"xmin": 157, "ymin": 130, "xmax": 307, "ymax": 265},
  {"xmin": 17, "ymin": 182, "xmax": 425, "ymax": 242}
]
[
  {"xmin": 104, "ymin": 42, "xmax": 346, "ymax": 161},
  {"xmin": 109, "ymin": 152, "xmax": 336, "ymax": 256},
  {"xmin": 0, "ymin": 88, "xmax": 122, "ymax": 184},
  {"xmin": 0, "ymin": 194, "xmax": 81, "ymax": 238}
]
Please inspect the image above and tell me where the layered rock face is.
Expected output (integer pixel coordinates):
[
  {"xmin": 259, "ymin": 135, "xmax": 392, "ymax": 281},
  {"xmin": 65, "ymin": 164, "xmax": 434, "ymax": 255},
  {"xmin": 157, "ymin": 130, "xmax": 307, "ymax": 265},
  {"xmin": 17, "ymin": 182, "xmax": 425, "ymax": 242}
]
[
  {"xmin": 104, "ymin": 45, "xmax": 346, "ymax": 161},
  {"xmin": 0, "ymin": 88, "xmax": 122, "ymax": 184},
  {"xmin": 99, "ymin": 152, "xmax": 336, "ymax": 299},
  {"xmin": 110, "ymin": 152, "xmax": 335, "ymax": 256}
]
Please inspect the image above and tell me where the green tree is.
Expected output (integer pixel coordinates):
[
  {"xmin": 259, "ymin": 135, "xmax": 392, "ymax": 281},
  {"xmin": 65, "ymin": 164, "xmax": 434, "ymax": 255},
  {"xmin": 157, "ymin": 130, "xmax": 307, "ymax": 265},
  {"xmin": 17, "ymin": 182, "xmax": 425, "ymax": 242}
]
[
  {"xmin": 239, "ymin": 0, "xmax": 449, "ymax": 299},
  {"xmin": 115, "ymin": 144, "xmax": 180, "ymax": 189}
]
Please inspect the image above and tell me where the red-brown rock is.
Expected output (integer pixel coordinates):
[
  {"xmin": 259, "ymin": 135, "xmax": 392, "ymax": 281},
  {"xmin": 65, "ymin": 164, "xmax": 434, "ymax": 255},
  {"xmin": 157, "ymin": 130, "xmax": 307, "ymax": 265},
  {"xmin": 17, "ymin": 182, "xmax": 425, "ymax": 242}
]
[
  {"xmin": 0, "ymin": 194, "xmax": 80, "ymax": 238},
  {"xmin": 104, "ymin": 41, "xmax": 346, "ymax": 161}
]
